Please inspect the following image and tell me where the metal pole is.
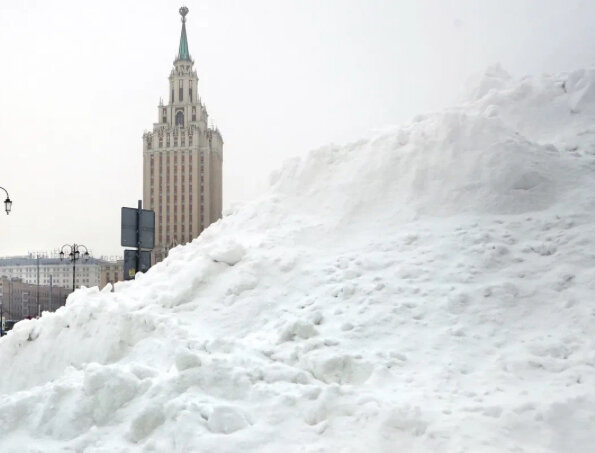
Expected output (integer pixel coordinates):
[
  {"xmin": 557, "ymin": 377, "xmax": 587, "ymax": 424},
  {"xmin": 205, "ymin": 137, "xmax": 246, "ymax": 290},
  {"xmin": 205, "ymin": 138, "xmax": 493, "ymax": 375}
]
[
  {"xmin": 136, "ymin": 200, "xmax": 141, "ymax": 274},
  {"xmin": 36, "ymin": 254, "xmax": 40, "ymax": 317},
  {"xmin": 72, "ymin": 244, "xmax": 76, "ymax": 293},
  {"xmin": 49, "ymin": 275, "xmax": 53, "ymax": 312},
  {"xmin": 8, "ymin": 279, "xmax": 11, "ymax": 323}
]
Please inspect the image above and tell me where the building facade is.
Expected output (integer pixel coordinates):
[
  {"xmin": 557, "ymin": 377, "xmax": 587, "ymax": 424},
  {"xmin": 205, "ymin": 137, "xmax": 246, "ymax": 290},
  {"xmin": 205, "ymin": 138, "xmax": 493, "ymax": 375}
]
[
  {"xmin": 0, "ymin": 255, "xmax": 124, "ymax": 291},
  {"xmin": 142, "ymin": 7, "xmax": 223, "ymax": 263},
  {"xmin": 99, "ymin": 260, "xmax": 124, "ymax": 289},
  {"xmin": 0, "ymin": 256, "xmax": 102, "ymax": 289},
  {"xmin": 0, "ymin": 277, "xmax": 71, "ymax": 322}
]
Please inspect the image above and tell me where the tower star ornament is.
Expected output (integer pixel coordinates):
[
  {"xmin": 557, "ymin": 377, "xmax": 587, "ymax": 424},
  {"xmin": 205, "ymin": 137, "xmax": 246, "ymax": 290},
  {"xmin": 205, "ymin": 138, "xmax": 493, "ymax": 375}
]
[{"xmin": 179, "ymin": 6, "xmax": 189, "ymax": 22}]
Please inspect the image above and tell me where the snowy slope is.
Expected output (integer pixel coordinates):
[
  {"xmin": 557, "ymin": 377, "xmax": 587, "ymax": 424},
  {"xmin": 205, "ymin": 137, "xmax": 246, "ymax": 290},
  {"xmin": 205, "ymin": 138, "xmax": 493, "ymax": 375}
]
[{"xmin": 1, "ymin": 67, "xmax": 594, "ymax": 452}]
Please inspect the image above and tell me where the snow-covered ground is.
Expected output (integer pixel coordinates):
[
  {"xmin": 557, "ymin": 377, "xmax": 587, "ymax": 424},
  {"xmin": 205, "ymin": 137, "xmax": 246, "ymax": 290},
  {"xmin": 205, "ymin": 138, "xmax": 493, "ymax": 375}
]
[{"xmin": 1, "ymin": 66, "xmax": 594, "ymax": 452}]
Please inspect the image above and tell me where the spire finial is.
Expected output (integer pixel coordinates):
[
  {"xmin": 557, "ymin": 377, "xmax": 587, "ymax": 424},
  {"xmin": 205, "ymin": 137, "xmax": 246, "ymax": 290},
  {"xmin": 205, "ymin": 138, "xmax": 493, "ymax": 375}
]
[
  {"xmin": 176, "ymin": 6, "xmax": 191, "ymax": 62},
  {"xmin": 179, "ymin": 6, "xmax": 189, "ymax": 23}
]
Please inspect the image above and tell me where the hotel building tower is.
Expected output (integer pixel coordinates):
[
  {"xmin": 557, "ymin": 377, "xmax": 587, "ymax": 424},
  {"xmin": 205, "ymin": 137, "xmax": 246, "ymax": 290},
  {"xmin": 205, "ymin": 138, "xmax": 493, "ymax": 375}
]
[{"xmin": 143, "ymin": 7, "xmax": 223, "ymax": 263}]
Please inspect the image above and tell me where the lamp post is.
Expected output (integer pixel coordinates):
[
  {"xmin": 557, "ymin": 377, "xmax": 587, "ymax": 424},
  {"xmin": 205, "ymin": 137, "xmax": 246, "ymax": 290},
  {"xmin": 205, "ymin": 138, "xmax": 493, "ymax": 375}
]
[
  {"xmin": 0, "ymin": 186, "xmax": 12, "ymax": 214},
  {"xmin": 59, "ymin": 244, "xmax": 90, "ymax": 292}
]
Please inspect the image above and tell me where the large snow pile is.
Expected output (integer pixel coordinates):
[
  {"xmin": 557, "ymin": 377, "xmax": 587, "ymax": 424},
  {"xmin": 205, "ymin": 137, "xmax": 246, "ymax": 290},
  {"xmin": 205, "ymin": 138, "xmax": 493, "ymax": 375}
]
[{"xmin": 1, "ymin": 66, "xmax": 595, "ymax": 452}]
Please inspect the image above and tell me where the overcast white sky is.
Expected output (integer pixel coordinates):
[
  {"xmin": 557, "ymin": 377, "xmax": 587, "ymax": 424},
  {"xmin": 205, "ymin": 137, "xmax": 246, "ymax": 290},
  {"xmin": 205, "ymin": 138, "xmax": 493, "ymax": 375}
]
[{"xmin": 0, "ymin": 0, "xmax": 594, "ymax": 257}]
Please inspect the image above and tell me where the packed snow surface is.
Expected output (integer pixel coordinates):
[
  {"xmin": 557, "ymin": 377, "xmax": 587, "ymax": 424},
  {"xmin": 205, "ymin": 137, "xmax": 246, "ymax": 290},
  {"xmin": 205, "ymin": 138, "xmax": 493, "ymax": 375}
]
[{"xmin": 1, "ymin": 66, "xmax": 595, "ymax": 452}]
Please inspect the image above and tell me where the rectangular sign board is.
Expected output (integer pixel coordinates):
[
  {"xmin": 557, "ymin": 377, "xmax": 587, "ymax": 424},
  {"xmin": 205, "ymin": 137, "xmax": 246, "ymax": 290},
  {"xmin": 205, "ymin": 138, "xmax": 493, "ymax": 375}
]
[
  {"xmin": 124, "ymin": 250, "xmax": 152, "ymax": 280},
  {"xmin": 121, "ymin": 207, "xmax": 155, "ymax": 249}
]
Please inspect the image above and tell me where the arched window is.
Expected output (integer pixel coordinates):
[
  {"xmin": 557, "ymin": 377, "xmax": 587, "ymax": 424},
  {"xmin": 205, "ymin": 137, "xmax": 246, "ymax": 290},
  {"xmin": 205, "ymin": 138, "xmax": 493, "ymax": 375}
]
[{"xmin": 176, "ymin": 111, "xmax": 184, "ymax": 126}]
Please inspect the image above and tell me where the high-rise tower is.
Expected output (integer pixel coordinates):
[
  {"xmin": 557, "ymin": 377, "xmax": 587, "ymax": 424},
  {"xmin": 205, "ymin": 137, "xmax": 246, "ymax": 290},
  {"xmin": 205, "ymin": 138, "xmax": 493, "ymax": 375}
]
[{"xmin": 143, "ymin": 6, "xmax": 223, "ymax": 263}]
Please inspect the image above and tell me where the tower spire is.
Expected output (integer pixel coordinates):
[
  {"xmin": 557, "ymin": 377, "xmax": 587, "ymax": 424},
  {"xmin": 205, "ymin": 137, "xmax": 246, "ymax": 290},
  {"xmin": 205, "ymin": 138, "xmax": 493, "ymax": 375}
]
[{"xmin": 177, "ymin": 6, "xmax": 191, "ymax": 62}]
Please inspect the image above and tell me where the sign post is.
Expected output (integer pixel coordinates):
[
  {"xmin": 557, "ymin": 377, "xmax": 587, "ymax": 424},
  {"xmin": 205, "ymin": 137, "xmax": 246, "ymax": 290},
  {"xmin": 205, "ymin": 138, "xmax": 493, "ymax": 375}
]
[{"xmin": 121, "ymin": 200, "xmax": 155, "ymax": 280}]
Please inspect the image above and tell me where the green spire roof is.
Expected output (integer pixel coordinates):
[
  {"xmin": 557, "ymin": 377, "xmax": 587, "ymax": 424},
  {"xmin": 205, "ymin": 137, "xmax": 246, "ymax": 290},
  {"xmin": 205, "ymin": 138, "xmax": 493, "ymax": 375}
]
[{"xmin": 177, "ymin": 6, "xmax": 191, "ymax": 61}]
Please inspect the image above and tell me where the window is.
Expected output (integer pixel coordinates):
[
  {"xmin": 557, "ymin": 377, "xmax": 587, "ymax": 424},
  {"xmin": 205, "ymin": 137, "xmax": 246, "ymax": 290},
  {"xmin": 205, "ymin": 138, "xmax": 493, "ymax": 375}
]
[
  {"xmin": 190, "ymin": 87, "xmax": 193, "ymax": 102},
  {"xmin": 176, "ymin": 111, "xmax": 184, "ymax": 126},
  {"xmin": 192, "ymin": 107, "xmax": 196, "ymax": 121},
  {"xmin": 179, "ymin": 80, "xmax": 183, "ymax": 101}
]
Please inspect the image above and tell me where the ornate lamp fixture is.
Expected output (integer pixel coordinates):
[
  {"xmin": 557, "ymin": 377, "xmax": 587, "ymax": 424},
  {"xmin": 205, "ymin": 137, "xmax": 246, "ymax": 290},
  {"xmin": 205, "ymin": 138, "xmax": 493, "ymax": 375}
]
[{"xmin": 0, "ymin": 186, "xmax": 12, "ymax": 214}]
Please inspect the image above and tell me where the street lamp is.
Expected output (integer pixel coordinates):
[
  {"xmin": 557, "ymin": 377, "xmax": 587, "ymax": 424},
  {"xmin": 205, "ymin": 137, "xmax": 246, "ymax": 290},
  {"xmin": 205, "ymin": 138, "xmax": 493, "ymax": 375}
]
[
  {"xmin": 0, "ymin": 186, "xmax": 12, "ymax": 214},
  {"xmin": 59, "ymin": 243, "xmax": 90, "ymax": 292}
]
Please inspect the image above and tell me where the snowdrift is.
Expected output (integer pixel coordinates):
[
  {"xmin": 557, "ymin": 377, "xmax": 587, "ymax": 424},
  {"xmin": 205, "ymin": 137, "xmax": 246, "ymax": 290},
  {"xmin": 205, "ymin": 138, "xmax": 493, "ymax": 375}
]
[{"xmin": 1, "ymin": 67, "xmax": 594, "ymax": 452}]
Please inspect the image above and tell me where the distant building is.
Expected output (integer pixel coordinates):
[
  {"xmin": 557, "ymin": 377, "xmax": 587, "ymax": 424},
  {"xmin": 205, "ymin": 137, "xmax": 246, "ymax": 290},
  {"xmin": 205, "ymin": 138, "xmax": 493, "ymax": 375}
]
[
  {"xmin": 142, "ymin": 6, "xmax": 223, "ymax": 263},
  {"xmin": 0, "ymin": 255, "xmax": 124, "ymax": 290},
  {"xmin": 0, "ymin": 277, "xmax": 71, "ymax": 322},
  {"xmin": 99, "ymin": 260, "xmax": 124, "ymax": 288}
]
